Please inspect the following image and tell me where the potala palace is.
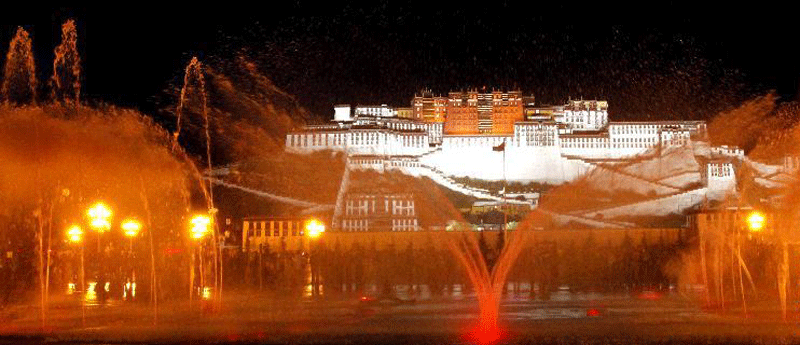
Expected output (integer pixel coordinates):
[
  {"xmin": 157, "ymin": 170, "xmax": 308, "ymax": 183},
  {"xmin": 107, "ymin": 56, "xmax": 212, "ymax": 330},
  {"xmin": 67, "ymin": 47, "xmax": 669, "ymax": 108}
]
[
  {"xmin": 281, "ymin": 90, "xmax": 799, "ymax": 226},
  {"xmin": 274, "ymin": 90, "xmax": 800, "ymax": 230}
]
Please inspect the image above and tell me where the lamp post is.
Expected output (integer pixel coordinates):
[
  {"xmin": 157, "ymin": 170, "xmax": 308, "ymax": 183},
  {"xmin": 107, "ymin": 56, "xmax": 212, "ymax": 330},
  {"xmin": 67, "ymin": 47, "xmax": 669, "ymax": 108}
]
[
  {"xmin": 122, "ymin": 219, "xmax": 142, "ymax": 248},
  {"xmin": 305, "ymin": 219, "xmax": 325, "ymax": 297},
  {"xmin": 67, "ymin": 225, "xmax": 85, "ymax": 326},
  {"xmin": 122, "ymin": 219, "xmax": 142, "ymax": 301},
  {"xmin": 750, "ymin": 210, "xmax": 792, "ymax": 321},
  {"xmin": 189, "ymin": 214, "xmax": 211, "ymax": 305},
  {"xmin": 87, "ymin": 202, "xmax": 112, "ymax": 304},
  {"xmin": 746, "ymin": 210, "xmax": 789, "ymax": 320},
  {"xmin": 737, "ymin": 210, "xmax": 766, "ymax": 316}
]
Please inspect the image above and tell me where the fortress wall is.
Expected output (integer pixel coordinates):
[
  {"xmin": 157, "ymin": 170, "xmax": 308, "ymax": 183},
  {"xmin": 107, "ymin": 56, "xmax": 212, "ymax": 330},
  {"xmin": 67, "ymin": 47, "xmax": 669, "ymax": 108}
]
[
  {"xmin": 581, "ymin": 187, "xmax": 708, "ymax": 219},
  {"xmin": 250, "ymin": 228, "xmax": 686, "ymax": 253},
  {"xmin": 420, "ymin": 144, "xmax": 591, "ymax": 183}
]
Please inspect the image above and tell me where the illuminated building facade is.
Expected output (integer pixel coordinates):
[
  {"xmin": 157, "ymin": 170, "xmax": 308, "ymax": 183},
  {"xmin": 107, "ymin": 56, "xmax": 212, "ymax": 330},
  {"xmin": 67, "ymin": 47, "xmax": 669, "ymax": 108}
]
[
  {"xmin": 396, "ymin": 107, "xmax": 413, "ymax": 119},
  {"xmin": 341, "ymin": 192, "xmax": 419, "ymax": 232},
  {"xmin": 445, "ymin": 91, "xmax": 478, "ymax": 134},
  {"xmin": 444, "ymin": 90, "xmax": 523, "ymax": 134},
  {"xmin": 488, "ymin": 90, "xmax": 523, "ymax": 134},
  {"xmin": 412, "ymin": 88, "xmax": 447, "ymax": 122},
  {"xmin": 354, "ymin": 104, "xmax": 395, "ymax": 117},
  {"xmin": 241, "ymin": 217, "xmax": 308, "ymax": 252},
  {"xmin": 286, "ymin": 91, "xmax": 707, "ymax": 184}
]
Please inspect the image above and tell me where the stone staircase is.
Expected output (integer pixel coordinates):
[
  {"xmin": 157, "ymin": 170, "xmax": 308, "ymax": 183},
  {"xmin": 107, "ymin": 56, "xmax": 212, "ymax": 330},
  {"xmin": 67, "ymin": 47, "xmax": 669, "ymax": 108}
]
[
  {"xmin": 331, "ymin": 163, "xmax": 352, "ymax": 229},
  {"xmin": 577, "ymin": 187, "xmax": 708, "ymax": 219},
  {"xmin": 417, "ymin": 163, "xmax": 507, "ymax": 202}
]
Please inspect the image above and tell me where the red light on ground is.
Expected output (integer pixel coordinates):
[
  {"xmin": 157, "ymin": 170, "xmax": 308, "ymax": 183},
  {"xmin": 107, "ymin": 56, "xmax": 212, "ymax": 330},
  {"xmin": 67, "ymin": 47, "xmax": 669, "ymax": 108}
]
[
  {"xmin": 165, "ymin": 248, "xmax": 183, "ymax": 255},
  {"xmin": 466, "ymin": 324, "xmax": 505, "ymax": 345},
  {"xmin": 587, "ymin": 308, "xmax": 601, "ymax": 317},
  {"xmin": 638, "ymin": 290, "xmax": 662, "ymax": 300}
]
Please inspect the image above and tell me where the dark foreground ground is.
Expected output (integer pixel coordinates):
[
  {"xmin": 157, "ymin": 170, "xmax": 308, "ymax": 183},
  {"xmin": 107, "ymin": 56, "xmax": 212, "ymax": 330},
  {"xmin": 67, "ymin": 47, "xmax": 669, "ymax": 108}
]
[{"xmin": 4, "ymin": 291, "xmax": 800, "ymax": 344}]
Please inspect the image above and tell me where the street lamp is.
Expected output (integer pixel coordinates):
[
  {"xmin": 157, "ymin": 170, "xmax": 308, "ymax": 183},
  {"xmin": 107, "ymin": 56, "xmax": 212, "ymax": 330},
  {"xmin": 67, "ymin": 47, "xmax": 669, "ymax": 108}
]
[
  {"xmin": 87, "ymin": 202, "xmax": 112, "ymax": 233},
  {"xmin": 305, "ymin": 219, "xmax": 325, "ymax": 297},
  {"xmin": 190, "ymin": 214, "xmax": 211, "ymax": 240},
  {"xmin": 122, "ymin": 218, "xmax": 142, "ymax": 251},
  {"xmin": 305, "ymin": 219, "xmax": 325, "ymax": 239},
  {"xmin": 122, "ymin": 218, "xmax": 142, "ymax": 301},
  {"xmin": 67, "ymin": 224, "xmax": 83, "ymax": 244},
  {"xmin": 747, "ymin": 211, "xmax": 765, "ymax": 232},
  {"xmin": 189, "ymin": 214, "xmax": 211, "ymax": 305},
  {"xmin": 122, "ymin": 219, "xmax": 142, "ymax": 238},
  {"xmin": 66, "ymin": 224, "xmax": 85, "ymax": 326},
  {"xmin": 86, "ymin": 202, "xmax": 112, "ymax": 304}
]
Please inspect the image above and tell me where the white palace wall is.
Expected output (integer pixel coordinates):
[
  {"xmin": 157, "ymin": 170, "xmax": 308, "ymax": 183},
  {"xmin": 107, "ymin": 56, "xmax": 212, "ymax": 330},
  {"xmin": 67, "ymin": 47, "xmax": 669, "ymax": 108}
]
[
  {"xmin": 286, "ymin": 129, "xmax": 429, "ymax": 156},
  {"xmin": 705, "ymin": 162, "xmax": 737, "ymax": 200},
  {"xmin": 420, "ymin": 136, "xmax": 590, "ymax": 183},
  {"xmin": 286, "ymin": 115, "xmax": 708, "ymax": 184}
]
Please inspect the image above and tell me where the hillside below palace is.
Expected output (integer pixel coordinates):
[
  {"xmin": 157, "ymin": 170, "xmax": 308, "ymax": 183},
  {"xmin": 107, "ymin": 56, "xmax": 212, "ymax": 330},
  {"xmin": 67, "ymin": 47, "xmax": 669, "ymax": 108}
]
[{"xmin": 286, "ymin": 89, "xmax": 709, "ymax": 184}]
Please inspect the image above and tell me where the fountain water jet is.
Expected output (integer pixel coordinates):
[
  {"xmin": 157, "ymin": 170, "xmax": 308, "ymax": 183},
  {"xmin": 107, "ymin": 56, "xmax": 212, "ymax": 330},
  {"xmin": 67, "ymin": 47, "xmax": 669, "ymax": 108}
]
[
  {"xmin": 173, "ymin": 56, "xmax": 223, "ymax": 308},
  {"xmin": 2, "ymin": 27, "xmax": 37, "ymax": 105},
  {"xmin": 51, "ymin": 20, "xmax": 81, "ymax": 103},
  {"xmin": 174, "ymin": 57, "xmax": 206, "ymax": 146},
  {"xmin": 420, "ymin": 178, "xmax": 545, "ymax": 343},
  {"xmin": 0, "ymin": 103, "xmax": 194, "ymax": 330},
  {"xmin": 447, "ymin": 221, "xmax": 537, "ymax": 344}
]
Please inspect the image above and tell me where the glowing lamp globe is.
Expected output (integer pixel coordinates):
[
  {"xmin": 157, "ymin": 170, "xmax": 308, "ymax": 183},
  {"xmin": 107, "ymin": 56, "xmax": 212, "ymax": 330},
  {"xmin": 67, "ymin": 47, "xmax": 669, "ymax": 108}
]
[
  {"xmin": 87, "ymin": 202, "xmax": 112, "ymax": 232},
  {"xmin": 747, "ymin": 211, "xmax": 765, "ymax": 232},
  {"xmin": 67, "ymin": 225, "xmax": 83, "ymax": 243},
  {"xmin": 190, "ymin": 214, "xmax": 211, "ymax": 240},
  {"xmin": 305, "ymin": 219, "xmax": 325, "ymax": 239},
  {"xmin": 121, "ymin": 219, "xmax": 142, "ymax": 238}
]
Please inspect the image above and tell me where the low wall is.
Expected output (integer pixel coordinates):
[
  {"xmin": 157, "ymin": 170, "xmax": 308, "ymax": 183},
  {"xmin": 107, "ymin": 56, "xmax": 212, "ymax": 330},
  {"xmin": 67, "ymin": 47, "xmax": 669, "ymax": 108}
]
[{"xmin": 250, "ymin": 227, "xmax": 687, "ymax": 253}]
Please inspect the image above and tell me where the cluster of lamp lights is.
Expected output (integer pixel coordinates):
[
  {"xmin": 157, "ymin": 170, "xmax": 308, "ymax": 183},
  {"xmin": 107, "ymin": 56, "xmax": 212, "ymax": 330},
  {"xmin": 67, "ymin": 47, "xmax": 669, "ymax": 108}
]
[
  {"xmin": 67, "ymin": 201, "xmax": 214, "ymax": 243},
  {"xmin": 68, "ymin": 203, "xmax": 324, "ymax": 301},
  {"xmin": 67, "ymin": 202, "xmax": 141, "ymax": 244}
]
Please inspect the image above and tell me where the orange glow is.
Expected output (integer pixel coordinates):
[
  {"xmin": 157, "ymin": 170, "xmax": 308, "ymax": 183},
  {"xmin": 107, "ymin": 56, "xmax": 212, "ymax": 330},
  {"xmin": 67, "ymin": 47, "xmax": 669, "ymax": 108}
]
[
  {"xmin": 466, "ymin": 323, "xmax": 505, "ymax": 345},
  {"xmin": 51, "ymin": 19, "xmax": 81, "ymax": 102},
  {"xmin": 190, "ymin": 214, "xmax": 211, "ymax": 240},
  {"xmin": 90, "ymin": 218, "xmax": 110, "ymax": 231},
  {"xmin": 305, "ymin": 219, "xmax": 325, "ymax": 239},
  {"xmin": 747, "ymin": 211, "xmax": 765, "ymax": 232},
  {"xmin": 638, "ymin": 290, "xmax": 662, "ymax": 300},
  {"xmin": 121, "ymin": 219, "xmax": 142, "ymax": 238},
  {"xmin": 67, "ymin": 224, "xmax": 83, "ymax": 243},
  {"xmin": 87, "ymin": 202, "xmax": 112, "ymax": 232},
  {"xmin": 85, "ymin": 281, "xmax": 97, "ymax": 302},
  {"xmin": 2, "ymin": 26, "xmax": 37, "ymax": 104}
]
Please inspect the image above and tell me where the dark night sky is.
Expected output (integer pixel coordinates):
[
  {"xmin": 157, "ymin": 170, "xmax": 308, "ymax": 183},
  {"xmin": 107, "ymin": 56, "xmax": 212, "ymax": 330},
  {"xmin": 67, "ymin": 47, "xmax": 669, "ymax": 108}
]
[{"xmin": 2, "ymin": 3, "xmax": 798, "ymax": 122}]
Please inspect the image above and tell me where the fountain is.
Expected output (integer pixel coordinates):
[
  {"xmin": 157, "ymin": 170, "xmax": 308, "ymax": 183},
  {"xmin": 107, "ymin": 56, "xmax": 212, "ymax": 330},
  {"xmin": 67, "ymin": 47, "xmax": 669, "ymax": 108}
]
[
  {"xmin": 173, "ymin": 57, "xmax": 223, "ymax": 307},
  {"xmin": 410, "ymin": 176, "xmax": 548, "ymax": 343},
  {"xmin": 0, "ymin": 22, "xmax": 222, "ymax": 330},
  {"xmin": 51, "ymin": 19, "xmax": 81, "ymax": 103},
  {"xmin": 2, "ymin": 26, "xmax": 37, "ymax": 105},
  {"xmin": 6, "ymin": 14, "xmax": 800, "ymax": 345}
]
